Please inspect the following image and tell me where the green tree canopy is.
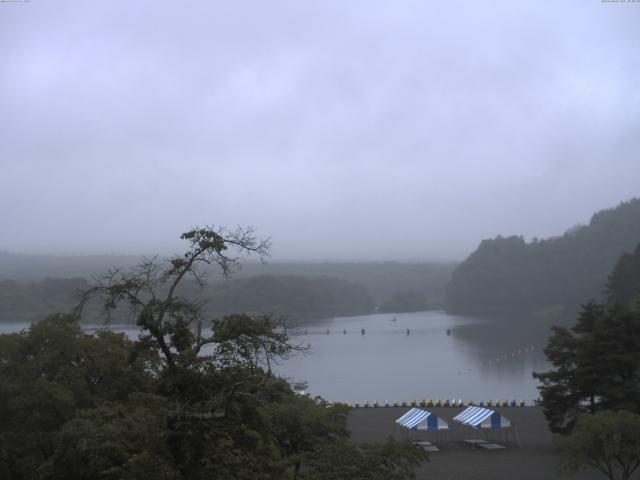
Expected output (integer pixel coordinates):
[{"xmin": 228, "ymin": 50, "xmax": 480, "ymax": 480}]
[
  {"xmin": 1, "ymin": 226, "xmax": 428, "ymax": 480},
  {"xmin": 556, "ymin": 410, "xmax": 640, "ymax": 480},
  {"xmin": 378, "ymin": 290, "xmax": 430, "ymax": 313},
  {"xmin": 607, "ymin": 243, "xmax": 640, "ymax": 309},
  {"xmin": 533, "ymin": 303, "xmax": 640, "ymax": 433},
  {"xmin": 299, "ymin": 437, "xmax": 428, "ymax": 480},
  {"xmin": 447, "ymin": 198, "xmax": 640, "ymax": 314}
]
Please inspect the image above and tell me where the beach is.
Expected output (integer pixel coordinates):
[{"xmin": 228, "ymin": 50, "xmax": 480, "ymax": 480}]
[{"xmin": 348, "ymin": 406, "xmax": 624, "ymax": 480}]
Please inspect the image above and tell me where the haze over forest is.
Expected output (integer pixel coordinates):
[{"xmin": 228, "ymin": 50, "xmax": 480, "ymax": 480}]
[
  {"xmin": 2, "ymin": 1, "xmax": 640, "ymax": 261},
  {"xmin": 3, "ymin": 3, "xmax": 640, "ymax": 480}
]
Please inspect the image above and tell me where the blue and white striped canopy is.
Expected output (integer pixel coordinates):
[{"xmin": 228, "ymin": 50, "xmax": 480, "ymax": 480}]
[
  {"xmin": 395, "ymin": 408, "xmax": 449, "ymax": 430},
  {"xmin": 453, "ymin": 406, "xmax": 512, "ymax": 429}
]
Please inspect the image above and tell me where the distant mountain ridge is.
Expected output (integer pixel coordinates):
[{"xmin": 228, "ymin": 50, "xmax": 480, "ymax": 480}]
[
  {"xmin": 446, "ymin": 198, "xmax": 640, "ymax": 314},
  {"xmin": 0, "ymin": 255, "xmax": 455, "ymax": 323},
  {"xmin": 0, "ymin": 274, "xmax": 374, "ymax": 325},
  {"xmin": 203, "ymin": 275, "xmax": 374, "ymax": 322},
  {"xmin": 0, "ymin": 252, "xmax": 455, "ymax": 305},
  {"xmin": 0, "ymin": 252, "xmax": 140, "ymax": 281}
]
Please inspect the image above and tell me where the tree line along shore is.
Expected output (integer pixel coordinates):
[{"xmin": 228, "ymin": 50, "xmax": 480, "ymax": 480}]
[{"xmin": 2, "ymin": 198, "xmax": 640, "ymax": 479}]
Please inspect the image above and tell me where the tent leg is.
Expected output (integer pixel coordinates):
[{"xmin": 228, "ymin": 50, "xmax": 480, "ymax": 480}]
[{"xmin": 514, "ymin": 426, "xmax": 522, "ymax": 449}]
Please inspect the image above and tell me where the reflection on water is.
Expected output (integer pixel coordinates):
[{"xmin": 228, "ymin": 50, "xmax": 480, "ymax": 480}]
[
  {"xmin": 1, "ymin": 310, "xmax": 572, "ymax": 403},
  {"xmin": 276, "ymin": 310, "xmax": 557, "ymax": 402}
]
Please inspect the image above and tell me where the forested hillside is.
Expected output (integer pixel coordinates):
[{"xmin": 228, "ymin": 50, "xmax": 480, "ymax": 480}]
[
  {"xmin": 0, "ymin": 278, "xmax": 89, "ymax": 323},
  {"xmin": 0, "ymin": 252, "xmax": 138, "ymax": 281},
  {"xmin": 607, "ymin": 242, "xmax": 640, "ymax": 308},
  {"xmin": 0, "ymin": 254, "xmax": 455, "ymax": 305},
  {"xmin": 203, "ymin": 275, "xmax": 374, "ymax": 322},
  {"xmin": 0, "ymin": 256, "xmax": 454, "ymax": 323},
  {"xmin": 235, "ymin": 262, "xmax": 456, "ymax": 305},
  {"xmin": 446, "ymin": 198, "xmax": 640, "ymax": 314},
  {"xmin": 378, "ymin": 290, "xmax": 440, "ymax": 313},
  {"xmin": 0, "ymin": 275, "xmax": 373, "ymax": 324}
]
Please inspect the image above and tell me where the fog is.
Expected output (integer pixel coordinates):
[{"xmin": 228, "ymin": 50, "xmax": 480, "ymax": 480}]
[{"xmin": 1, "ymin": 0, "xmax": 639, "ymax": 261}]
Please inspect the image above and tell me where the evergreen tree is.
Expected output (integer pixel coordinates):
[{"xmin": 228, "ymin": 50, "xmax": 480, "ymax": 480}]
[
  {"xmin": 534, "ymin": 303, "xmax": 640, "ymax": 433},
  {"xmin": 447, "ymin": 198, "xmax": 640, "ymax": 314},
  {"xmin": 607, "ymin": 243, "xmax": 640, "ymax": 309}
]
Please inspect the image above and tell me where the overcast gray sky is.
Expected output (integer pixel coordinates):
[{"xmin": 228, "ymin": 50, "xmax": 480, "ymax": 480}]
[{"xmin": 1, "ymin": 0, "xmax": 639, "ymax": 261}]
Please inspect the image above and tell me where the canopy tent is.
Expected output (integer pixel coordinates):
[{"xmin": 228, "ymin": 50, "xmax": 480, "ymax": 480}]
[
  {"xmin": 453, "ymin": 406, "xmax": 511, "ymax": 429},
  {"xmin": 395, "ymin": 408, "xmax": 449, "ymax": 430},
  {"xmin": 452, "ymin": 406, "xmax": 520, "ymax": 447}
]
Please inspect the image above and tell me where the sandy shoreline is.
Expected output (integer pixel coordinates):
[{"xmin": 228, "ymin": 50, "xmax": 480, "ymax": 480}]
[{"xmin": 347, "ymin": 406, "xmax": 626, "ymax": 480}]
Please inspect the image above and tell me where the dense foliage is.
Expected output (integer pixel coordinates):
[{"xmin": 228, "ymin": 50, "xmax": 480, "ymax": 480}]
[
  {"xmin": 235, "ymin": 262, "xmax": 456, "ymax": 306},
  {"xmin": 0, "ymin": 275, "xmax": 373, "ymax": 324},
  {"xmin": 534, "ymin": 245, "xmax": 640, "ymax": 435},
  {"xmin": 607, "ymin": 243, "xmax": 640, "ymax": 309},
  {"xmin": 533, "ymin": 303, "xmax": 640, "ymax": 434},
  {"xmin": 0, "ymin": 314, "xmax": 425, "ymax": 479},
  {"xmin": 301, "ymin": 438, "xmax": 428, "ymax": 480},
  {"xmin": 378, "ymin": 290, "xmax": 434, "ymax": 313},
  {"xmin": 0, "ymin": 226, "xmax": 427, "ymax": 479},
  {"xmin": 0, "ymin": 277, "xmax": 88, "ymax": 322},
  {"xmin": 205, "ymin": 275, "xmax": 374, "ymax": 322},
  {"xmin": 446, "ymin": 198, "xmax": 640, "ymax": 314},
  {"xmin": 0, "ymin": 253, "xmax": 456, "ymax": 308},
  {"xmin": 556, "ymin": 410, "xmax": 640, "ymax": 480}
]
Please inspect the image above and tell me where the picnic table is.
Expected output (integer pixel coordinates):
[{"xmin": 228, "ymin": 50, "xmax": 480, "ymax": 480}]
[
  {"xmin": 464, "ymin": 439, "xmax": 505, "ymax": 450},
  {"xmin": 414, "ymin": 440, "xmax": 440, "ymax": 452}
]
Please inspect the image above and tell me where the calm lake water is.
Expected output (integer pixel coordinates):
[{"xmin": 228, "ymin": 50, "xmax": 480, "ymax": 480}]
[
  {"xmin": 1, "ymin": 310, "xmax": 557, "ymax": 403},
  {"xmin": 277, "ymin": 310, "xmax": 552, "ymax": 403}
]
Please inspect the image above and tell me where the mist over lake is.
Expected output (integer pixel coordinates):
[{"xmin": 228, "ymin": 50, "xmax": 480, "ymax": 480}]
[
  {"xmin": 279, "ymin": 311, "xmax": 551, "ymax": 403},
  {"xmin": 1, "ymin": 310, "xmax": 553, "ymax": 403},
  {"xmin": 2, "ymin": 2, "xmax": 640, "ymax": 477}
]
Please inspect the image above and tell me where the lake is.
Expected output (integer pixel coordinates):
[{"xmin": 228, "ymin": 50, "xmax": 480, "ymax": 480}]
[
  {"xmin": 277, "ymin": 310, "xmax": 552, "ymax": 403},
  {"xmin": 0, "ymin": 310, "xmax": 557, "ymax": 404}
]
